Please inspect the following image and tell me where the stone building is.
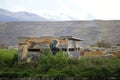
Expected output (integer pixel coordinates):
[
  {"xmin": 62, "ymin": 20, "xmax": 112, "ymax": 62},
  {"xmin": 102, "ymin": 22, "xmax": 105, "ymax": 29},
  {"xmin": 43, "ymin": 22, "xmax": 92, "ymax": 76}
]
[{"xmin": 18, "ymin": 36, "xmax": 83, "ymax": 62}]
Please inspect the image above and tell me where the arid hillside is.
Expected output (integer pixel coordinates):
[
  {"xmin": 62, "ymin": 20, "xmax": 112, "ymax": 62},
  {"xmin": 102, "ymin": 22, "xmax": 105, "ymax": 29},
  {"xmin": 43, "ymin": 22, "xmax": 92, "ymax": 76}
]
[{"xmin": 0, "ymin": 20, "xmax": 120, "ymax": 46}]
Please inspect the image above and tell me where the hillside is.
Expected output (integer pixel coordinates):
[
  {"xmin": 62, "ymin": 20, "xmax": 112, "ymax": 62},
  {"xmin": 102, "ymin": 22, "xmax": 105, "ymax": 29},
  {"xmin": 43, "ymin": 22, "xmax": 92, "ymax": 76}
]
[
  {"xmin": 0, "ymin": 20, "xmax": 120, "ymax": 46},
  {"xmin": 0, "ymin": 8, "xmax": 79, "ymax": 21},
  {"xmin": 0, "ymin": 8, "xmax": 48, "ymax": 21}
]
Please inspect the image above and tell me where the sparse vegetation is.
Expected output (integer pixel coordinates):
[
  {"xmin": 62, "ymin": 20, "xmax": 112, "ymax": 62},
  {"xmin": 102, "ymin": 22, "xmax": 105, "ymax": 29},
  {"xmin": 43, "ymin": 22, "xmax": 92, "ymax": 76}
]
[
  {"xmin": 0, "ymin": 43, "xmax": 8, "ymax": 49},
  {"xmin": 0, "ymin": 21, "xmax": 120, "ymax": 47},
  {"xmin": 95, "ymin": 40, "xmax": 111, "ymax": 48},
  {"xmin": 0, "ymin": 48, "xmax": 120, "ymax": 79}
]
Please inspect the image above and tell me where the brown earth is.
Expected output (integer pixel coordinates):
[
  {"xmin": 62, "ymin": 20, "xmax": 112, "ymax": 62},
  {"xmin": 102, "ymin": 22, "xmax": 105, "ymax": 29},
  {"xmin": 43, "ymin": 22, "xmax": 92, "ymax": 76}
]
[
  {"xmin": 83, "ymin": 50, "xmax": 120, "ymax": 57},
  {"xmin": 83, "ymin": 51, "xmax": 103, "ymax": 57}
]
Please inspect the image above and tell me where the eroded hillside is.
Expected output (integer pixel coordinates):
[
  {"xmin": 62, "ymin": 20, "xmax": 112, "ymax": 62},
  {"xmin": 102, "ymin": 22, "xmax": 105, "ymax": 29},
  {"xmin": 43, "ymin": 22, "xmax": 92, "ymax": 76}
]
[{"xmin": 0, "ymin": 20, "xmax": 120, "ymax": 46}]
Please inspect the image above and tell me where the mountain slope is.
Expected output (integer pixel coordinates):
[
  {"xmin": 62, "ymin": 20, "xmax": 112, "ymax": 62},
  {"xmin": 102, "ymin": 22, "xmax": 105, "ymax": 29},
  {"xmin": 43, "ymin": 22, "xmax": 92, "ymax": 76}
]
[
  {"xmin": 41, "ymin": 13, "xmax": 79, "ymax": 20},
  {"xmin": 0, "ymin": 14, "xmax": 19, "ymax": 21},
  {"xmin": 0, "ymin": 8, "xmax": 80, "ymax": 21},
  {"xmin": 0, "ymin": 20, "xmax": 120, "ymax": 46},
  {"xmin": 0, "ymin": 8, "xmax": 48, "ymax": 21}
]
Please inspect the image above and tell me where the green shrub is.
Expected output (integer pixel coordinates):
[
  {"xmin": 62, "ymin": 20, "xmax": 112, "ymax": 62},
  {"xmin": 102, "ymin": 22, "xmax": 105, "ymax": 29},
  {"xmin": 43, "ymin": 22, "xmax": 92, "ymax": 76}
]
[
  {"xmin": 0, "ymin": 49, "xmax": 17, "ymax": 66},
  {"xmin": 96, "ymin": 40, "xmax": 111, "ymax": 48},
  {"xmin": 0, "ymin": 49, "xmax": 120, "ymax": 78},
  {"xmin": 0, "ymin": 72, "xmax": 20, "ymax": 78}
]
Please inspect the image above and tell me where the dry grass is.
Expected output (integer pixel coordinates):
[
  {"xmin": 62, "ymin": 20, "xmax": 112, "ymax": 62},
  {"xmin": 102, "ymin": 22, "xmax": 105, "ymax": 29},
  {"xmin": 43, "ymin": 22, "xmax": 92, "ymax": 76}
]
[
  {"xmin": 83, "ymin": 51, "xmax": 103, "ymax": 57},
  {"xmin": 83, "ymin": 50, "xmax": 120, "ymax": 57},
  {"xmin": 112, "ymin": 51, "xmax": 120, "ymax": 57}
]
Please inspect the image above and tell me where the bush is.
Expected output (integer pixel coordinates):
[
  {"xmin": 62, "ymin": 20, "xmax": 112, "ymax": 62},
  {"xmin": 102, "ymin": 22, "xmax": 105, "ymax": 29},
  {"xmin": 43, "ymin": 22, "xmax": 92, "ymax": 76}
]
[
  {"xmin": 91, "ymin": 40, "xmax": 111, "ymax": 48},
  {"xmin": 0, "ymin": 49, "xmax": 120, "ymax": 79},
  {"xmin": 0, "ymin": 72, "xmax": 20, "ymax": 78},
  {"xmin": 0, "ymin": 49, "xmax": 17, "ymax": 66},
  {"xmin": 0, "ymin": 71, "xmax": 30, "ymax": 78}
]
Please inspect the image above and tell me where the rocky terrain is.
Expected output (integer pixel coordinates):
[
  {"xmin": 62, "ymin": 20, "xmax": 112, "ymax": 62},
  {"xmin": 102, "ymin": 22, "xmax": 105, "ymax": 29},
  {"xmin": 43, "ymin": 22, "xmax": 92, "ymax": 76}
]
[{"xmin": 0, "ymin": 20, "xmax": 120, "ymax": 46}]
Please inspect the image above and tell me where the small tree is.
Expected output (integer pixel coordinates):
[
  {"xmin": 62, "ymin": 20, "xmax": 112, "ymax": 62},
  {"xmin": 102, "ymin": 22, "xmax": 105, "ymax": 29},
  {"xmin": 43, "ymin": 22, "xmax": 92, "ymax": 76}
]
[{"xmin": 96, "ymin": 40, "xmax": 111, "ymax": 48}]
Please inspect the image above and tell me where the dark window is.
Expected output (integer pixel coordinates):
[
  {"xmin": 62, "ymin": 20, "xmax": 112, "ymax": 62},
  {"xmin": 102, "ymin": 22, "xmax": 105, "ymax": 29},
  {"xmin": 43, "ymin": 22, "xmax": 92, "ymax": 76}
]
[
  {"xmin": 28, "ymin": 49, "xmax": 40, "ymax": 52},
  {"xmin": 61, "ymin": 48, "xmax": 67, "ymax": 51},
  {"xmin": 69, "ymin": 48, "xmax": 75, "ymax": 51}
]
